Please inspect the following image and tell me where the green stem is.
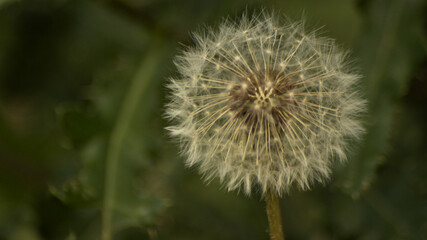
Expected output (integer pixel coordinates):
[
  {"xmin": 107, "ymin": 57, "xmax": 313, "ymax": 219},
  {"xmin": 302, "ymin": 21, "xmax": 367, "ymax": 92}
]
[
  {"xmin": 265, "ymin": 188, "xmax": 285, "ymax": 240},
  {"xmin": 101, "ymin": 40, "xmax": 165, "ymax": 240}
]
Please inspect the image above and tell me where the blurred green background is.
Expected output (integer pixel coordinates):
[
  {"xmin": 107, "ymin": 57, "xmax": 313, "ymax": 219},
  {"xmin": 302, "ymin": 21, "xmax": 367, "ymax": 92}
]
[{"xmin": 0, "ymin": 0, "xmax": 426, "ymax": 239}]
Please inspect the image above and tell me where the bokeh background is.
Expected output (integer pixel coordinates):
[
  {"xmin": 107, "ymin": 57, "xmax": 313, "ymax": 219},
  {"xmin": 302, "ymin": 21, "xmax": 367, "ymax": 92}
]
[{"xmin": 0, "ymin": 0, "xmax": 426, "ymax": 239}]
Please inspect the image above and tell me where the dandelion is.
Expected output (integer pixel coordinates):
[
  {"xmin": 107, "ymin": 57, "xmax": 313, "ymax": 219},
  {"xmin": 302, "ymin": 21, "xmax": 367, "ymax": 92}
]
[{"xmin": 166, "ymin": 12, "xmax": 365, "ymax": 239}]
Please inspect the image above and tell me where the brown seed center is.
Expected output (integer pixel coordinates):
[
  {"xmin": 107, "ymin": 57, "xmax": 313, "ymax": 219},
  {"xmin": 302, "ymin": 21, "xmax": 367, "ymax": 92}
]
[{"xmin": 228, "ymin": 72, "xmax": 295, "ymax": 126}]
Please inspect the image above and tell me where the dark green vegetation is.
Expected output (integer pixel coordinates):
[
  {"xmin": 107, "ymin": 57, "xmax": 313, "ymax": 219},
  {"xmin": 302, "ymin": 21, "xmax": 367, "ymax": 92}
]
[{"xmin": 0, "ymin": 0, "xmax": 426, "ymax": 239}]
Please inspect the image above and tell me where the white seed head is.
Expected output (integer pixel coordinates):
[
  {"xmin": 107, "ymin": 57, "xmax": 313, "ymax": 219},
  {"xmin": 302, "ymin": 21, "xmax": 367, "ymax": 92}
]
[{"xmin": 166, "ymin": 13, "xmax": 366, "ymax": 196}]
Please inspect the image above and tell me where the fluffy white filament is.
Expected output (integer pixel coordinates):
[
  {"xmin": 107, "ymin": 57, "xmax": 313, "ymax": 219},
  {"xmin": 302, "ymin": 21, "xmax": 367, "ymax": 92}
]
[{"xmin": 166, "ymin": 13, "xmax": 366, "ymax": 196}]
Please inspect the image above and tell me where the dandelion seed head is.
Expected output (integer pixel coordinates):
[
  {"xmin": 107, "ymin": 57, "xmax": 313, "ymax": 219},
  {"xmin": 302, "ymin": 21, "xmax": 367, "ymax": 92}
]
[{"xmin": 166, "ymin": 12, "xmax": 366, "ymax": 196}]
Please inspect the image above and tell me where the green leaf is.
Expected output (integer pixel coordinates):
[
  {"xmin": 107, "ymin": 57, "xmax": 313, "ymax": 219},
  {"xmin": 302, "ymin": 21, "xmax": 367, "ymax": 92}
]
[
  {"xmin": 47, "ymin": 1, "xmax": 175, "ymax": 238},
  {"xmin": 57, "ymin": 104, "xmax": 107, "ymax": 148},
  {"xmin": 336, "ymin": 0, "xmax": 427, "ymax": 198},
  {"xmin": 100, "ymin": 39, "xmax": 170, "ymax": 240}
]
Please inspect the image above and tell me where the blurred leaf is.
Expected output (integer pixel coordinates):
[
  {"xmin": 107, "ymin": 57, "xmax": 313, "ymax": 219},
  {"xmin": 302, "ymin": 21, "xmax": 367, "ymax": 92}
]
[
  {"xmin": 65, "ymin": 233, "xmax": 77, "ymax": 240},
  {"xmin": 9, "ymin": 224, "xmax": 41, "ymax": 240},
  {"xmin": 50, "ymin": 179, "xmax": 97, "ymax": 207},
  {"xmin": 54, "ymin": 44, "xmax": 172, "ymax": 238},
  {"xmin": 336, "ymin": 0, "xmax": 426, "ymax": 197},
  {"xmin": 0, "ymin": 0, "xmax": 17, "ymax": 9},
  {"xmin": 101, "ymin": 39, "xmax": 170, "ymax": 239},
  {"xmin": 57, "ymin": 104, "xmax": 107, "ymax": 148},
  {"xmin": 276, "ymin": 0, "xmax": 362, "ymax": 46},
  {"xmin": 43, "ymin": 1, "xmax": 174, "ymax": 238}
]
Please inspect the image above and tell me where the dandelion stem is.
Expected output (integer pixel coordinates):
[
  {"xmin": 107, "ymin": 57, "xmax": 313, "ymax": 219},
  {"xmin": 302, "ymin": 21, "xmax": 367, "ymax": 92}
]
[{"xmin": 265, "ymin": 188, "xmax": 285, "ymax": 240}]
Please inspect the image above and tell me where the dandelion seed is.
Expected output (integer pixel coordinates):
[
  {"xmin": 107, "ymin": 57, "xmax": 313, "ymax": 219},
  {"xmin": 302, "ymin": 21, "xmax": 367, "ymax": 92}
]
[{"xmin": 166, "ymin": 13, "xmax": 366, "ymax": 197}]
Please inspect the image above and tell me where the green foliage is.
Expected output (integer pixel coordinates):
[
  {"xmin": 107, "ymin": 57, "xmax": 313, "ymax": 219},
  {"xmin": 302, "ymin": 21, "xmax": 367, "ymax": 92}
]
[
  {"xmin": 0, "ymin": 0, "xmax": 426, "ymax": 239},
  {"xmin": 336, "ymin": 0, "xmax": 426, "ymax": 197}
]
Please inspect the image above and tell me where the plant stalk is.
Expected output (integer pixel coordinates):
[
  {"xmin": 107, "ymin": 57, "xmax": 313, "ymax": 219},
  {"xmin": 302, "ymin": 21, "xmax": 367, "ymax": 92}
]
[
  {"xmin": 101, "ymin": 40, "xmax": 165, "ymax": 240},
  {"xmin": 265, "ymin": 188, "xmax": 285, "ymax": 240}
]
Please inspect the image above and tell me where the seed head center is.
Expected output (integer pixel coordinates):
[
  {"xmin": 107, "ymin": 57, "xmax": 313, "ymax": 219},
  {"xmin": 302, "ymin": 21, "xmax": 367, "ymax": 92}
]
[{"xmin": 228, "ymin": 72, "xmax": 293, "ymax": 125}]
